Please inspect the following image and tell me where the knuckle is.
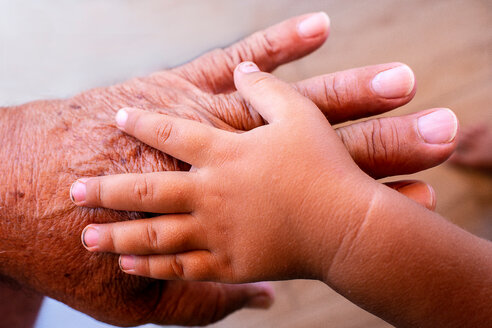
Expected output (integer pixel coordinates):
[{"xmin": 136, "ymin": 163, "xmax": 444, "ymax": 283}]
[
  {"xmin": 364, "ymin": 119, "xmax": 400, "ymax": 165},
  {"xmin": 325, "ymin": 74, "xmax": 348, "ymax": 109},
  {"xmin": 154, "ymin": 119, "xmax": 174, "ymax": 146},
  {"xmin": 251, "ymin": 30, "xmax": 281, "ymax": 59},
  {"xmin": 169, "ymin": 255, "xmax": 185, "ymax": 280},
  {"xmin": 221, "ymin": 30, "xmax": 279, "ymax": 71},
  {"xmin": 132, "ymin": 177, "xmax": 154, "ymax": 205},
  {"xmin": 145, "ymin": 221, "xmax": 160, "ymax": 250}
]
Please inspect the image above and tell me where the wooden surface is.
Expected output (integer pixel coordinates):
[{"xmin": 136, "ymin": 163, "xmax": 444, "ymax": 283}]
[{"xmin": 1, "ymin": 0, "xmax": 490, "ymax": 327}]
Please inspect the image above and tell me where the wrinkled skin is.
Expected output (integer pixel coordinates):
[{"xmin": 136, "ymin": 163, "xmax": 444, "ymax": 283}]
[
  {"xmin": 0, "ymin": 72, "xmax": 266, "ymax": 326},
  {"xmin": 0, "ymin": 13, "xmax": 456, "ymax": 326}
]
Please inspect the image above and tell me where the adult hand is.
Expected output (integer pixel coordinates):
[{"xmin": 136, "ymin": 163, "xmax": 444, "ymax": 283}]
[{"xmin": 0, "ymin": 13, "xmax": 456, "ymax": 326}]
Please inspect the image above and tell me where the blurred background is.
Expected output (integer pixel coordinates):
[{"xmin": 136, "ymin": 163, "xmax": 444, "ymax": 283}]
[{"xmin": 1, "ymin": 0, "xmax": 491, "ymax": 327}]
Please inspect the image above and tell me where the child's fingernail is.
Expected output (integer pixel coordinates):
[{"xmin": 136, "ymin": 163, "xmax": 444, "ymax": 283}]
[
  {"xmin": 115, "ymin": 108, "xmax": 129, "ymax": 128},
  {"xmin": 371, "ymin": 65, "xmax": 415, "ymax": 98},
  {"xmin": 70, "ymin": 179, "xmax": 88, "ymax": 204},
  {"xmin": 119, "ymin": 255, "xmax": 136, "ymax": 272},
  {"xmin": 417, "ymin": 108, "xmax": 458, "ymax": 144},
  {"xmin": 238, "ymin": 61, "xmax": 259, "ymax": 74},
  {"xmin": 297, "ymin": 12, "xmax": 330, "ymax": 38},
  {"xmin": 81, "ymin": 226, "xmax": 99, "ymax": 250}
]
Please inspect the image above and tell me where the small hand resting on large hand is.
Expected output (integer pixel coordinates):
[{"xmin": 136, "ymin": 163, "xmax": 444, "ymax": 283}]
[
  {"xmin": 73, "ymin": 62, "xmax": 492, "ymax": 328},
  {"xmin": 74, "ymin": 61, "xmax": 381, "ymax": 281},
  {"xmin": 0, "ymin": 12, "xmax": 465, "ymax": 327}
]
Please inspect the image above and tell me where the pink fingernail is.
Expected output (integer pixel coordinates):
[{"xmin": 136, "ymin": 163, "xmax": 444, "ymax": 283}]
[
  {"xmin": 245, "ymin": 282, "xmax": 275, "ymax": 309},
  {"xmin": 82, "ymin": 226, "xmax": 99, "ymax": 250},
  {"xmin": 417, "ymin": 108, "xmax": 458, "ymax": 144},
  {"xmin": 70, "ymin": 179, "xmax": 87, "ymax": 203},
  {"xmin": 371, "ymin": 65, "xmax": 415, "ymax": 98},
  {"xmin": 119, "ymin": 255, "xmax": 136, "ymax": 272},
  {"xmin": 297, "ymin": 12, "xmax": 330, "ymax": 38},
  {"xmin": 115, "ymin": 109, "xmax": 129, "ymax": 128},
  {"xmin": 238, "ymin": 61, "xmax": 259, "ymax": 73}
]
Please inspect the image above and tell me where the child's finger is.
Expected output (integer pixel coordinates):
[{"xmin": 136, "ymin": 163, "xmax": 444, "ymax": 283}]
[
  {"xmin": 233, "ymin": 62, "xmax": 322, "ymax": 123},
  {"xmin": 119, "ymin": 251, "xmax": 219, "ymax": 281},
  {"xmin": 81, "ymin": 215, "xmax": 206, "ymax": 254},
  {"xmin": 115, "ymin": 108, "xmax": 228, "ymax": 166},
  {"xmin": 71, "ymin": 172, "xmax": 196, "ymax": 213}
]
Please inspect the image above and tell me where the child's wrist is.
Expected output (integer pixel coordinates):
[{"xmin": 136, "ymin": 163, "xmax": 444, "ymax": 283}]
[{"xmin": 303, "ymin": 173, "xmax": 381, "ymax": 281}]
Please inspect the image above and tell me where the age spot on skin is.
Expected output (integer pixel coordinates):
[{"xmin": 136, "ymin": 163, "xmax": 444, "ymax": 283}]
[
  {"xmin": 69, "ymin": 104, "xmax": 81, "ymax": 110},
  {"xmin": 8, "ymin": 190, "xmax": 25, "ymax": 200}
]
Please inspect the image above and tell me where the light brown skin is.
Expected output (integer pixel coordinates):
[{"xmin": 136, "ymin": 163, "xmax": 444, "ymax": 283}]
[
  {"xmin": 450, "ymin": 123, "xmax": 492, "ymax": 171},
  {"xmin": 75, "ymin": 63, "xmax": 492, "ymax": 328},
  {"xmin": 0, "ymin": 13, "xmax": 458, "ymax": 326}
]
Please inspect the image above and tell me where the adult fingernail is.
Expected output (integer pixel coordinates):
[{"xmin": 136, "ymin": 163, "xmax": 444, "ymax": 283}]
[
  {"xmin": 119, "ymin": 255, "xmax": 136, "ymax": 272},
  {"xmin": 70, "ymin": 179, "xmax": 87, "ymax": 204},
  {"xmin": 418, "ymin": 109, "xmax": 458, "ymax": 144},
  {"xmin": 245, "ymin": 282, "xmax": 275, "ymax": 309},
  {"xmin": 81, "ymin": 226, "xmax": 99, "ymax": 250},
  {"xmin": 397, "ymin": 181, "xmax": 436, "ymax": 211},
  {"xmin": 238, "ymin": 61, "xmax": 260, "ymax": 74},
  {"xmin": 371, "ymin": 65, "xmax": 415, "ymax": 98},
  {"xmin": 246, "ymin": 295, "xmax": 274, "ymax": 309},
  {"xmin": 115, "ymin": 108, "xmax": 129, "ymax": 128},
  {"xmin": 297, "ymin": 12, "xmax": 330, "ymax": 38}
]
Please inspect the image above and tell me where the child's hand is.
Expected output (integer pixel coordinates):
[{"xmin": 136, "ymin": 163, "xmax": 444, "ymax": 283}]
[{"xmin": 72, "ymin": 61, "xmax": 379, "ymax": 282}]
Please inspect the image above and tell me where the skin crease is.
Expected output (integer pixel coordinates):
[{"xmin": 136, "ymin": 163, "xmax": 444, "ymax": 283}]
[
  {"xmin": 0, "ymin": 13, "xmax": 457, "ymax": 327},
  {"xmin": 78, "ymin": 64, "xmax": 492, "ymax": 328}
]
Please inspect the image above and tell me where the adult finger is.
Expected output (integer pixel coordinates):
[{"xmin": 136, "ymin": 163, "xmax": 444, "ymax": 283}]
[
  {"xmin": 81, "ymin": 215, "xmax": 205, "ymax": 254},
  {"xmin": 216, "ymin": 63, "xmax": 416, "ymax": 130},
  {"xmin": 295, "ymin": 63, "xmax": 416, "ymax": 123},
  {"xmin": 174, "ymin": 12, "xmax": 330, "ymax": 93},
  {"xmin": 337, "ymin": 108, "xmax": 459, "ymax": 179},
  {"xmin": 115, "ymin": 107, "xmax": 228, "ymax": 166},
  {"xmin": 386, "ymin": 180, "xmax": 436, "ymax": 211},
  {"xmin": 233, "ymin": 62, "xmax": 322, "ymax": 123},
  {"xmin": 150, "ymin": 281, "xmax": 274, "ymax": 326},
  {"xmin": 71, "ymin": 172, "xmax": 196, "ymax": 213}
]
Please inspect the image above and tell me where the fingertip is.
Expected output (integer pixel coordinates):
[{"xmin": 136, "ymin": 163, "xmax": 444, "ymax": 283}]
[
  {"xmin": 70, "ymin": 178, "xmax": 88, "ymax": 205},
  {"xmin": 116, "ymin": 107, "xmax": 139, "ymax": 130},
  {"xmin": 417, "ymin": 108, "xmax": 459, "ymax": 145},
  {"xmin": 245, "ymin": 282, "xmax": 276, "ymax": 309},
  {"xmin": 119, "ymin": 255, "xmax": 137, "ymax": 273},
  {"xmin": 371, "ymin": 63, "xmax": 415, "ymax": 99},
  {"xmin": 297, "ymin": 12, "xmax": 331, "ymax": 39},
  {"xmin": 426, "ymin": 183, "xmax": 437, "ymax": 211},
  {"xmin": 389, "ymin": 180, "xmax": 436, "ymax": 211},
  {"xmin": 236, "ymin": 61, "xmax": 260, "ymax": 74},
  {"xmin": 233, "ymin": 61, "xmax": 262, "ymax": 90},
  {"xmin": 81, "ymin": 225, "xmax": 100, "ymax": 251}
]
